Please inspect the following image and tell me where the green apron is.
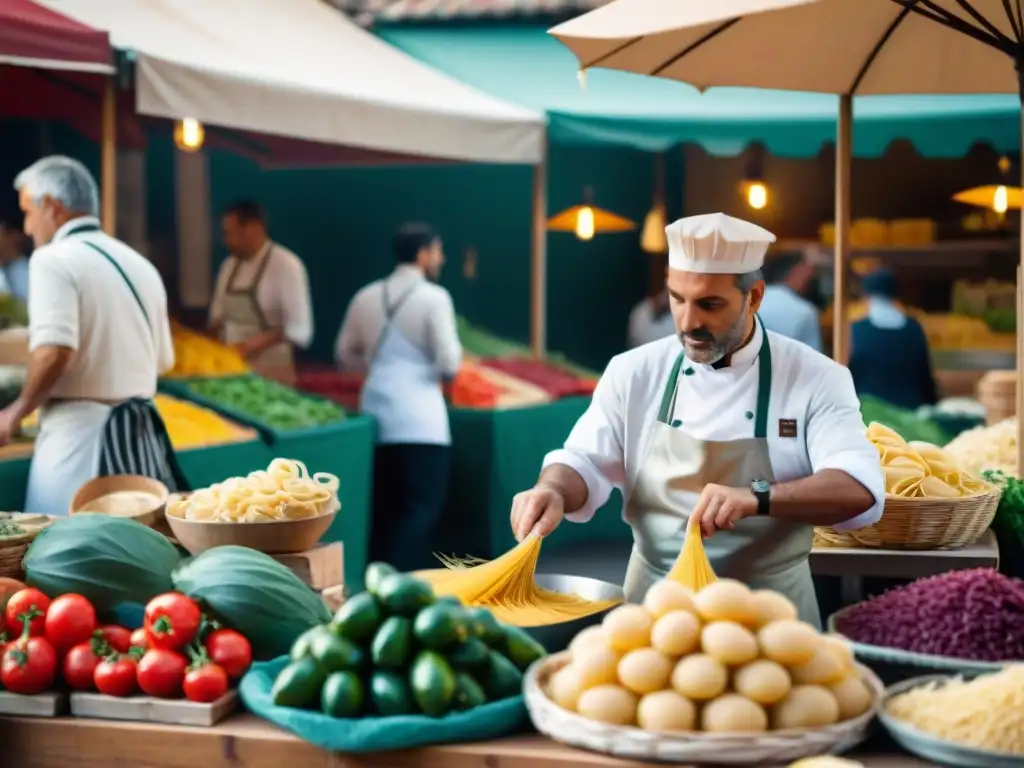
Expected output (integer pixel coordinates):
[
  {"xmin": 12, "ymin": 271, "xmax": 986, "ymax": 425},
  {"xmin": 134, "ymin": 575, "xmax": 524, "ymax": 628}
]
[{"xmin": 622, "ymin": 320, "xmax": 820, "ymax": 628}]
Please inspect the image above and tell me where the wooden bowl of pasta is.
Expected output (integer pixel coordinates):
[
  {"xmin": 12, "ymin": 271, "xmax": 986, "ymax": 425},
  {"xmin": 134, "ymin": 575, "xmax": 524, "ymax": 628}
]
[
  {"xmin": 70, "ymin": 475, "xmax": 169, "ymax": 530},
  {"xmin": 164, "ymin": 458, "xmax": 340, "ymax": 555}
]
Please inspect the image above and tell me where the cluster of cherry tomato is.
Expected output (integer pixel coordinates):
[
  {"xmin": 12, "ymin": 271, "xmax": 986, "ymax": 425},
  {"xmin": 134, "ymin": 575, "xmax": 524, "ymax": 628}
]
[{"xmin": 0, "ymin": 588, "xmax": 252, "ymax": 703}]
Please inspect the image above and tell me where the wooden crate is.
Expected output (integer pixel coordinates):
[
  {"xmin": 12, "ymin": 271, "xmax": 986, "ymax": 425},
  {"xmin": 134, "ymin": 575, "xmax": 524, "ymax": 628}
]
[
  {"xmin": 69, "ymin": 691, "xmax": 237, "ymax": 727},
  {"xmin": 0, "ymin": 691, "xmax": 65, "ymax": 717},
  {"xmin": 270, "ymin": 542, "xmax": 342, "ymax": 590},
  {"xmin": 321, "ymin": 584, "xmax": 345, "ymax": 613}
]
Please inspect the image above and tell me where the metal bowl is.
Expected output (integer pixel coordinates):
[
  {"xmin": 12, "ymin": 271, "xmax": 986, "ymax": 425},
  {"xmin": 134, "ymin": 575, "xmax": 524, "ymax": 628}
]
[{"xmin": 523, "ymin": 573, "xmax": 624, "ymax": 653}]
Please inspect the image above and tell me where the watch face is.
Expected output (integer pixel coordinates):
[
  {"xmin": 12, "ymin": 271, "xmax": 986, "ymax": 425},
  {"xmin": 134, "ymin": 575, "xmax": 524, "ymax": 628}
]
[{"xmin": 752, "ymin": 480, "xmax": 771, "ymax": 494}]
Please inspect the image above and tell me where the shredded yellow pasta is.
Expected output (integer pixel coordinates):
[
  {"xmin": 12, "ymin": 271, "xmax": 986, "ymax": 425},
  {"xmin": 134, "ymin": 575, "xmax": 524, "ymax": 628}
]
[
  {"xmin": 667, "ymin": 517, "xmax": 718, "ymax": 592},
  {"xmin": 417, "ymin": 534, "xmax": 621, "ymax": 627},
  {"xmin": 166, "ymin": 458, "xmax": 340, "ymax": 522},
  {"xmin": 885, "ymin": 665, "xmax": 1024, "ymax": 754}
]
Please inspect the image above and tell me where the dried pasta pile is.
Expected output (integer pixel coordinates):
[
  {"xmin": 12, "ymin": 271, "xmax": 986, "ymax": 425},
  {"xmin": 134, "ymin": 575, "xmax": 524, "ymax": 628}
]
[
  {"xmin": 417, "ymin": 534, "xmax": 620, "ymax": 627},
  {"xmin": 166, "ymin": 458, "xmax": 340, "ymax": 522},
  {"xmin": 944, "ymin": 417, "xmax": 1017, "ymax": 476},
  {"xmin": 885, "ymin": 665, "xmax": 1024, "ymax": 754},
  {"xmin": 667, "ymin": 517, "xmax": 717, "ymax": 592},
  {"xmin": 868, "ymin": 422, "xmax": 990, "ymax": 498}
]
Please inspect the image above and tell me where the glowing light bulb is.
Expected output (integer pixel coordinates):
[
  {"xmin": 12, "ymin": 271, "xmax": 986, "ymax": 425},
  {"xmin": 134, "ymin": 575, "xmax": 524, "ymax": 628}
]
[
  {"xmin": 575, "ymin": 206, "xmax": 595, "ymax": 241},
  {"xmin": 747, "ymin": 182, "xmax": 768, "ymax": 210},
  {"xmin": 174, "ymin": 118, "xmax": 205, "ymax": 152},
  {"xmin": 577, "ymin": 69, "xmax": 588, "ymax": 92},
  {"xmin": 993, "ymin": 185, "xmax": 1009, "ymax": 214}
]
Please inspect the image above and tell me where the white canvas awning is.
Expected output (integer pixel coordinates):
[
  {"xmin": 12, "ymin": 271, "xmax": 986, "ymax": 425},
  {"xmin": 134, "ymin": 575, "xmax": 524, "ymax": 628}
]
[{"xmin": 37, "ymin": 0, "xmax": 546, "ymax": 164}]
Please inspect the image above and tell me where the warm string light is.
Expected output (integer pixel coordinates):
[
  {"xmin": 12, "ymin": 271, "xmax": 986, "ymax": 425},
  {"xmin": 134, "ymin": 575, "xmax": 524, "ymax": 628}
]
[
  {"xmin": 994, "ymin": 185, "xmax": 1009, "ymax": 215},
  {"xmin": 747, "ymin": 182, "xmax": 768, "ymax": 210},
  {"xmin": 575, "ymin": 206, "xmax": 595, "ymax": 240}
]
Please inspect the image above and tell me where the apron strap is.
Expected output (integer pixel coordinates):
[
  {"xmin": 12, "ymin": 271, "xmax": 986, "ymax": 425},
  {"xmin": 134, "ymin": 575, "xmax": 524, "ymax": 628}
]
[
  {"xmin": 368, "ymin": 281, "xmax": 421, "ymax": 366},
  {"xmin": 81, "ymin": 241, "xmax": 151, "ymax": 330},
  {"xmin": 658, "ymin": 316, "xmax": 773, "ymax": 437}
]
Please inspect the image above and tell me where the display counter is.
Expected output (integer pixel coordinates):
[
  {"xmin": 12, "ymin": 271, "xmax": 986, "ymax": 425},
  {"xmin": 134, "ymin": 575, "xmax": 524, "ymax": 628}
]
[
  {"xmin": 0, "ymin": 416, "xmax": 375, "ymax": 590},
  {"xmin": 441, "ymin": 398, "xmax": 629, "ymax": 559},
  {"xmin": 0, "ymin": 714, "xmax": 935, "ymax": 767}
]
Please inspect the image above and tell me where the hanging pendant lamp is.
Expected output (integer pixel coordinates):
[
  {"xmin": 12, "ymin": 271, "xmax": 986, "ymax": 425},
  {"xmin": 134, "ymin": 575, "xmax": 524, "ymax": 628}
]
[
  {"xmin": 547, "ymin": 187, "xmax": 636, "ymax": 241},
  {"xmin": 641, "ymin": 153, "xmax": 668, "ymax": 253},
  {"xmin": 953, "ymin": 156, "xmax": 1022, "ymax": 217}
]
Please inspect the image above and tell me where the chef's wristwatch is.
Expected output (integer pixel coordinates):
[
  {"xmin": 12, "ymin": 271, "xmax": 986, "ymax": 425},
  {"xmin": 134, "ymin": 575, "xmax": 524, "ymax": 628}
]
[{"xmin": 751, "ymin": 480, "xmax": 771, "ymax": 516}]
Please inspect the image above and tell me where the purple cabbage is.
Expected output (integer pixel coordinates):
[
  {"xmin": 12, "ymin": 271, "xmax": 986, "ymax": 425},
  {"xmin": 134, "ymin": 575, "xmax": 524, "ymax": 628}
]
[{"xmin": 835, "ymin": 568, "xmax": 1024, "ymax": 662}]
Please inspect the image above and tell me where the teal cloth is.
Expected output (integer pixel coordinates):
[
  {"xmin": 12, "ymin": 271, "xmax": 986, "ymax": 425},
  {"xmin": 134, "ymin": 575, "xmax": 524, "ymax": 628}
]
[
  {"xmin": 379, "ymin": 25, "xmax": 1019, "ymax": 158},
  {"xmin": 240, "ymin": 656, "xmax": 530, "ymax": 753}
]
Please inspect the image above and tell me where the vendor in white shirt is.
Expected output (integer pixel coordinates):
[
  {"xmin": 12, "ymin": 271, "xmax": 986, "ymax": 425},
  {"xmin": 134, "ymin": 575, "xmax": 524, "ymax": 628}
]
[
  {"xmin": 0, "ymin": 156, "xmax": 184, "ymax": 515},
  {"xmin": 510, "ymin": 213, "xmax": 884, "ymax": 627},
  {"xmin": 335, "ymin": 223, "xmax": 462, "ymax": 571},
  {"xmin": 208, "ymin": 200, "xmax": 313, "ymax": 385}
]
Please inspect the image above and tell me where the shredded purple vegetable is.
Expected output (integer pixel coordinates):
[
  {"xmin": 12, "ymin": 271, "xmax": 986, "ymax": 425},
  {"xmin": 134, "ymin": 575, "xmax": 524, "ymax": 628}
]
[{"xmin": 835, "ymin": 568, "xmax": 1024, "ymax": 662}]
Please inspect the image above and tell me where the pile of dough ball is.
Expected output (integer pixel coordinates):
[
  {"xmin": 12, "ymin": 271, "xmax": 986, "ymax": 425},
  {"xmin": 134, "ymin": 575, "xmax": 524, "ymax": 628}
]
[{"xmin": 545, "ymin": 579, "xmax": 875, "ymax": 734}]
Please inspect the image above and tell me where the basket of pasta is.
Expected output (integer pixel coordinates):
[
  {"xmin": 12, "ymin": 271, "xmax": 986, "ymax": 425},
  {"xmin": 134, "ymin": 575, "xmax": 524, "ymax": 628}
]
[
  {"xmin": 815, "ymin": 422, "xmax": 1000, "ymax": 551},
  {"xmin": 524, "ymin": 578, "xmax": 882, "ymax": 764},
  {"xmin": 165, "ymin": 458, "xmax": 340, "ymax": 555}
]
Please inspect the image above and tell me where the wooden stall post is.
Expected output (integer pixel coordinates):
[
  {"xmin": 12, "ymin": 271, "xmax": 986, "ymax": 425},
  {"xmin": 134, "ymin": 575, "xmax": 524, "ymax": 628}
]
[
  {"xmin": 1017, "ymin": 109, "xmax": 1024, "ymax": 474},
  {"xmin": 100, "ymin": 77, "xmax": 117, "ymax": 235},
  {"xmin": 530, "ymin": 137, "xmax": 549, "ymax": 358},
  {"xmin": 832, "ymin": 94, "xmax": 853, "ymax": 363}
]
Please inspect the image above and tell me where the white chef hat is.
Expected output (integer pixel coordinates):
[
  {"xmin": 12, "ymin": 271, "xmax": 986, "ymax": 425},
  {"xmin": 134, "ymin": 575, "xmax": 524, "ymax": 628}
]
[{"xmin": 666, "ymin": 213, "xmax": 776, "ymax": 274}]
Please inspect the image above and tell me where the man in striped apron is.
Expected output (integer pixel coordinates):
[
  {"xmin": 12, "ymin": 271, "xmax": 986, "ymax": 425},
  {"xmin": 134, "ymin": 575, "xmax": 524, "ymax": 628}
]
[{"xmin": 0, "ymin": 156, "xmax": 187, "ymax": 515}]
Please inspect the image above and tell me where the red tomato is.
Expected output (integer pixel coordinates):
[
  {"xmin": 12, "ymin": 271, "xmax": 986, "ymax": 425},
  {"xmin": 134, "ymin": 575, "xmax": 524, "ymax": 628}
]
[
  {"xmin": 4, "ymin": 588, "xmax": 51, "ymax": 638},
  {"xmin": 137, "ymin": 648, "xmax": 187, "ymax": 698},
  {"xmin": 143, "ymin": 593, "xmax": 200, "ymax": 651},
  {"xmin": 183, "ymin": 661, "xmax": 229, "ymax": 703},
  {"xmin": 44, "ymin": 594, "xmax": 97, "ymax": 655},
  {"xmin": 129, "ymin": 628, "xmax": 150, "ymax": 651},
  {"xmin": 96, "ymin": 625, "xmax": 132, "ymax": 653},
  {"xmin": 94, "ymin": 656, "xmax": 137, "ymax": 697},
  {"xmin": 62, "ymin": 641, "xmax": 105, "ymax": 691},
  {"xmin": 1, "ymin": 636, "xmax": 57, "ymax": 694},
  {"xmin": 204, "ymin": 629, "xmax": 252, "ymax": 679}
]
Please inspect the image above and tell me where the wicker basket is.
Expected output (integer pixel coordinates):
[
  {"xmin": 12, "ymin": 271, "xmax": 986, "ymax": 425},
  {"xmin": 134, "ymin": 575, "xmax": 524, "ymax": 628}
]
[
  {"xmin": 846, "ymin": 488, "xmax": 1000, "ymax": 550},
  {"xmin": 0, "ymin": 512, "xmax": 55, "ymax": 579},
  {"xmin": 524, "ymin": 652, "xmax": 882, "ymax": 764},
  {"xmin": 814, "ymin": 527, "xmax": 860, "ymax": 549}
]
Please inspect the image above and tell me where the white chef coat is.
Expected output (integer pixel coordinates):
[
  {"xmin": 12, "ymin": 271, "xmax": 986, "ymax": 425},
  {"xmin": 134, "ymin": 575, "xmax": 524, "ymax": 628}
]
[
  {"xmin": 335, "ymin": 265, "xmax": 462, "ymax": 378},
  {"xmin": 627, "ymin": 298, "xmax": 676, "ymax": 348},
  {"xmin": 544, "ymin": 322, "xmax": 885, "ymax": 529},
  {"xmin": 209, "ymin": 241, "xmax": 314, "ymax": 348},
  {"xmin": 758, "ymin": 285, "xmax": 823, "ymax": 352},
  {"xmin": 29, "ymin": 216, "xmax": 174, "ymax": 399}
]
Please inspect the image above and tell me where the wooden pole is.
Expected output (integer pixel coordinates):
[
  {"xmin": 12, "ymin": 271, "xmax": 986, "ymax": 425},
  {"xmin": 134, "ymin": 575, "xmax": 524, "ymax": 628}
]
[
  {"xmin": 530, "ymin": 136, "xmax": 548, "ymax": 358},
  {"xmin": 832, "ymin": 95, "xmax": 853, "ymax": 363},
  {"xmin": 1016, "ymin": 107, "xmax": 1023, "ymax": 475},
  {"xmin": 100, "ymin": 77, "xmax": 117, "ymax": 236}
]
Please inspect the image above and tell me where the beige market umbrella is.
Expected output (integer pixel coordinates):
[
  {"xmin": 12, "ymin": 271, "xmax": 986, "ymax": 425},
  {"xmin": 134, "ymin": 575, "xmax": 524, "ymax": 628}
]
[{"xmin": 551, "ymin": 0, "xmax": 1024, "ymax": 467}]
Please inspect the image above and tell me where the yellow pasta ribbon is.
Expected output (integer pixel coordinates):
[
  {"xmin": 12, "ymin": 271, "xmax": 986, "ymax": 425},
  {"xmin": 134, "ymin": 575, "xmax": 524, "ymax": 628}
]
[{"xmin": 667, "ymin": 517, "xmax": 718, "ymax": 592}]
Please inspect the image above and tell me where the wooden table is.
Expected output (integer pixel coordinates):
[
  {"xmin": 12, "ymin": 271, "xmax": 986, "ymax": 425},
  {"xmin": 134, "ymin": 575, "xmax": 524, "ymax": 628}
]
[
  {"xmin": 0, "ymin": 714, "xmax": 938, "ymax": 767},
  {"xmin": 810, "ymin": 529, "xmax": 1000, "ymax": 604}
]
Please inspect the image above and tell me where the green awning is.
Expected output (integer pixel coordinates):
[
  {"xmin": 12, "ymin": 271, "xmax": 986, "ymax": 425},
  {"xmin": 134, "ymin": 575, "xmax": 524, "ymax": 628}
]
[{"xmin": 379, "ymin": 25, "xmax": 1020, "ymax": 158}]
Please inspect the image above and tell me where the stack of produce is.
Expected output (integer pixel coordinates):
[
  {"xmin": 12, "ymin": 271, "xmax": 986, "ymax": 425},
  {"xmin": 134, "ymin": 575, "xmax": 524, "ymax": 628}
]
[
  {"xmin": 547, "ymin": 579, "xmax": 874, "ymax": 732},
  {"xmin": 985, "ymin": 471, "xmax": 1024, "ymax": 559},
  {"xmin": 294, "ymin": 367, "xmax": 364, "ymax": 411},
  {"xmin": 182, "ymin": 375, "xmax": 346, "ymax": 432},
  {"xmin": 0, "ymin": 586, "xmax": 252, "ymax": 702},
  {"xmin": 944, "ymin": 417, "xmax": 1017, "ymax": 476},
  {"xmin": 270, "ymin": 562, "xmax": 544, "ymax": 718},
  {"xmin": 21, "ymin": 515, "xmax": 329, "ymax": 661},
  {"xmin": 449, "ymin": 364, "xmax": 507, "ymax": 409},
  {"xmin": 834, "ymin": 568, "xmax": 1024, "ymax": 662},
  {"xmin": 457, "ymin": 317, "xmax": 599, "ymax": 381},
  {"xmin": 480, "ymin": 358, "xmax": 596, "ymax": 399},
  {"xmin": 885, "ymin": 666, "xmax": 1024, "ymax": 755},
  {"xmin": 859, "ymin": 396, "xmax": 950, "ymax": 446},
  {"xmin": 153, "ymin": 394, "xmax": 254, "ymax": 450},
  {"xmin": 867, "ymin": 422, "xmax": 989, "ymax": 499},
  {"xmin": 166, "ymin": 324, "xmax": 249, "ymax": 378},
  {"xmin": 0, "ymin": 294, "xmax": 28, "ymax": 330}
]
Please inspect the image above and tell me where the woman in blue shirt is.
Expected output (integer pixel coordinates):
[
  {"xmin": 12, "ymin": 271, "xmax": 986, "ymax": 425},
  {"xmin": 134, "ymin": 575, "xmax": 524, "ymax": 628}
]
[{"xmin": 848, "ymin": 268, "xmax": 938, "ymax": 410}]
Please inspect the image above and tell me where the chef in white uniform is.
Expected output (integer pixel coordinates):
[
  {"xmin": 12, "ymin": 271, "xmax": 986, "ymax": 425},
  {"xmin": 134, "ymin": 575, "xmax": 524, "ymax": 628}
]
[
  {"xmin": 0, "ymin": 156, "xmax": 184, "ymax": 514},
  {"xmin": 510, "ymin": 213, "xmax": 884, "ymax": 627},
  {"xmin": 208, "ymin": 200, "xmax": 313, "ymax": 385},
  {"xmin": 335, "ymin": 222, "xmax": 462, "ymax": 571}
]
